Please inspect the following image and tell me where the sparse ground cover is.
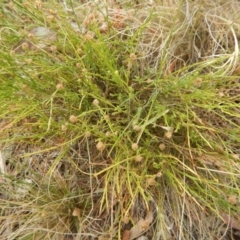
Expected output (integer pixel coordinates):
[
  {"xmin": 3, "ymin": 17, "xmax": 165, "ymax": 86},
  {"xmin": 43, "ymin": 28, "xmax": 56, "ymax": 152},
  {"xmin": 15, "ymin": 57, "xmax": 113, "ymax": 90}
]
[{"xmin": 0, "ymin": 0, "xmax": 240, "ymax": 239}]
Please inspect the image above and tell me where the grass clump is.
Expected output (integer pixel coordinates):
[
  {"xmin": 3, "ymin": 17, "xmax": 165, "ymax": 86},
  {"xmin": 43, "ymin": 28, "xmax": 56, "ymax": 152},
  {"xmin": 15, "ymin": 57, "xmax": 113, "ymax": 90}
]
[{"xmin": 0, "ymin": 0, "xmax": 240, "ymax": 239}]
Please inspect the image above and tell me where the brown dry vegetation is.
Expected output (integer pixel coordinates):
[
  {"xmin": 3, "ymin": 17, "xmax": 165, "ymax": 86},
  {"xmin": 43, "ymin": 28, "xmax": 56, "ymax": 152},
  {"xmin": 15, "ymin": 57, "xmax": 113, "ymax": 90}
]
[{"xmin": 0, "ymin": 0, "xmax": 240, "ymax": 239}]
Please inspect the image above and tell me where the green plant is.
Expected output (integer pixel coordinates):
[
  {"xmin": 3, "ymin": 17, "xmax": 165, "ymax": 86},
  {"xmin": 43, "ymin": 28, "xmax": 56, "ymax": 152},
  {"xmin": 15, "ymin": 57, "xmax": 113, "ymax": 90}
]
[{"xmin": 0, "ymin": 0, "xmax": 240, "ymax": 239}]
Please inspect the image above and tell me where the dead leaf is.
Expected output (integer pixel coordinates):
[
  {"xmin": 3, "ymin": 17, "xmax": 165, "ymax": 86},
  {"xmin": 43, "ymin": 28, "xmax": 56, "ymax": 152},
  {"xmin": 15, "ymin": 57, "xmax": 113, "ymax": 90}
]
[
  {"xmin": 122, "ymin": 230, "xmax": 131, "ymax": 240},
  {"xmin": 130, "ymin": 209, "xmax": 154, "ymax": 240},
  {"xmin": 221, "ymin": 213, "xmax": 240, "ymax": 230},
  {"xmin": 30, "ymin": 26, "xmax": 56, "ymax": 41},
  {"xmin": 13, "ymin": 26, "xmax": 57, "ymax": 53},
  {"xmin": 165, "ymin": 59, "xmax": 177, "ymax": 75},
  {"xmin": 72, "ymin": 207, "xmax": 81, "ymax": 217}
]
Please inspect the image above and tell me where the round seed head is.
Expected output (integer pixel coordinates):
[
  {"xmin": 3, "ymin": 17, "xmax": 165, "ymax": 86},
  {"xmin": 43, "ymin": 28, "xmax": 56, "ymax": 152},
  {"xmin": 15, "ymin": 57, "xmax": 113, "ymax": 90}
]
[
  {"xmin": 76, "ymin": 63, "xmax": 81, "ymax": 68},
  {"xmin": 21, "ymin": 42, "xmax": 29, "ymax": 50},
  {"xmin": 96, "ymin": 141, "xmax": 105, "ymax": 151},
  {"xmin": 48, "ymin": 9, "xmax": 56, "ymax": 14},
  {"xmin": 129, "ymin": 53, "xmax": 136, "ymax": 61},
  {"xmin": 35, "ymin": 0, "xmax": 42, "ymax": 8},
  {"xmin": 218, "ymin": 91, "xmax": 224, "ymax": 97},
  {"xmin": 194, "ymin": 77, "xmax": 203, "ymax": 87},
  {"xmin": 146, "ymin": 78, "xmax": 153, "ymax": 84},
  {"xmin": 147, "ymin": 177, "xmax": 156, "ymax": 186},
  {"xmin": 228, "ymin": 195, "xmax": 238, "ymax": 205},
  {"xmin": 61, "ymin": 124, "xmax": 67, "ymax": 132},
  {"xmin": 77, "ymin": 48, "xmax": 82, "ymax": 55},
  {"xmin": 135, "ymin": 155, "xmax": 143, "ymax": 162},
  {"xmin": 104, "ymin": 115, "xmax": 110, "ymax": 120},
  {"xmin": 105, "ymin": 131, "xmax": 111, "ymax": 137},
  {"xmin": 131, "ymin": 143, "xmax": 139, "ymax": 151},
  {"xmin": 156, "ymin": 171, "xmax": 162, "ymax": 178},
  {"xmin": 164, "ymin": 131, "xmax": 172, "ymax": 139},
  {"xmin": 159, "ymin": 143, "xmax": 166, "ymax": 151},
  {"xmin": 50, "ymin": 45, "xmax": 57, "ymax": 52},
  {"xmin": 69, "ymin": 115, "xmax": 77, "ymax": 123},
  {"xmin": 84, "ymin": 131, "xmax": 91, "ymax": 138},
  {"xmin": 8, "ymin": 1, "xmax": 14, "ymax": 10},
  {"xmin": 93, "ymin": 99, "xmax": 99, "ymax": 106},
  {"xmin": 56, "ymin": 83, "xmax": 64, "ymax": 90},
  {"xmin": 133, "ymin": 125, "xmax": 141, "ymax": 131},
  {"xmin": 85, "ymin": 31, "xmax": 94, "ymax": 40},
  {"xmin": 28, "ymin": 32, "xmax": 34, "ymax": 38}
]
